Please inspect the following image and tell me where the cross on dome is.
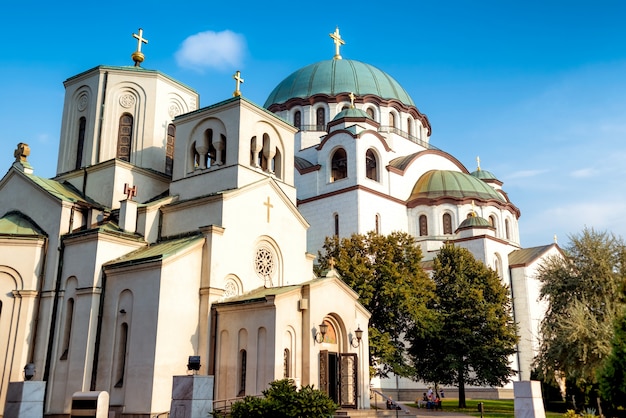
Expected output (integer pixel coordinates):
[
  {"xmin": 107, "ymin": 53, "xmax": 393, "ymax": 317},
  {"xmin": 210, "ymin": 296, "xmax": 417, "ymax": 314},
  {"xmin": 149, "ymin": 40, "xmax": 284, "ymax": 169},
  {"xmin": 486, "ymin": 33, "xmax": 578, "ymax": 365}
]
[
  {"xmin": 329, "ymin": 27, "xmax": 345, "ymax": 60},
  {"xmin": 349, "ymin": 92, "xmax": 356, "ymax": 108}
]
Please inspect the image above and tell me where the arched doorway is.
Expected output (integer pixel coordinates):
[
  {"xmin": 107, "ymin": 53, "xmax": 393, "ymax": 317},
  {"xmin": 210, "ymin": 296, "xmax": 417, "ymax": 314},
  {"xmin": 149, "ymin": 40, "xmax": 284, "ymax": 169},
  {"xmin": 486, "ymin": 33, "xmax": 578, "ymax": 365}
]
[{"xmin": 318, "ymin": 318, "xmax": 358, "ymax": 408}]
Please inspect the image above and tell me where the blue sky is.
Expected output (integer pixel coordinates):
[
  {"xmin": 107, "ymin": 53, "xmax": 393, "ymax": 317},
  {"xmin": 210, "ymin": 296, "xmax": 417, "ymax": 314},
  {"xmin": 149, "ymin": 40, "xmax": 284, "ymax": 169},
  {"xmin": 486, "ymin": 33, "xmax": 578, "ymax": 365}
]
[{"xmin": 2, "ymin": 1, "xmax": 626, "ymax": 248}]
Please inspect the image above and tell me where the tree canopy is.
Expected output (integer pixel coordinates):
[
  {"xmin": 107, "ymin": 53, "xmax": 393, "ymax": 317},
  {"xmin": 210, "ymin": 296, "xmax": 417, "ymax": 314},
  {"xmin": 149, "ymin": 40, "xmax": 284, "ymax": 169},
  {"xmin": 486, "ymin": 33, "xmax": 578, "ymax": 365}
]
[
  {"xmin": 534, "ymin": 228, "xmax": 626, "ymax": 403},
  {"xmin": 597, "ymin": 308, "xmax": 626, "ymax": 412},
  {"xmin": 407, "ymin": 244, "xmax": 519, "ymax": 408},
  {"xmin": 316, "ymin": 231, "xmax": 435, "ymax": 378}
]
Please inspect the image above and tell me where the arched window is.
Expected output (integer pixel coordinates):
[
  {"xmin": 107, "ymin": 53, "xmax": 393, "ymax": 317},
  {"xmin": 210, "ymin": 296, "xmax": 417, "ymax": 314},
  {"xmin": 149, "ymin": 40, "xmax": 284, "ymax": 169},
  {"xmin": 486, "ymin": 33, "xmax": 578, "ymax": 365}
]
[
  {"xmin": 294, "ymin": 111, "xmax": 302, "ymax": 130},
  {"xmin": 165, "ymin": 124, "xmax": 175, "ymax": 176},
  {"xmin": 365, "ymin": 149, "xmax": 378, "ymax": 181},
  {"xmin": 443, "ymin": 213, "xmax": 452, "ymax": 234},
  {"xmin": 238, "ymin": 349, "xmax": 247, "ymax": 396},
  {"xmin": 60, "ymin": 298, "xmax": 74, "ymax": 360},
  {"xmin": 505, "ymin": 219, "xmax": 511, "ymax": 240},
  {"xmin": 331, "ymin": 148, "xmax": 347, "ymax": 181},
  {"xmin": 334, "ymin": 213, "xmax": 339, "ymax": 237},
  {"xmin": 283, "ymin": 348, "xmax": 290, "ymax": 378},
  {"xmin": 366, "ymin": 107, "xmax": 375, "ymax": 120},
  {"xmin": 407, "ymin": 117, "xmax": 412, "ymax": 137},
  {"xmin": 419, "ymin": 215, "xmax": 428, "ymax": 236},
  {"xmin": 75, "ymin": 117, "xmax": 86, "ymax": 170},
  {"xmin": 316, "ymin": 107, "xmax": 326, "ymax": 131},
  {"xmin": 116, "ymin": 114, "xmax": 133, "ymax": 162},
  {"xmin": 389, "ymin": 112, "xmax": 396, "ymax": 128},
  {"xmin": 375, "ymin": 214, "xmax": 380, "ymax": 234},
  {"xmin": 115, "ymin": 323, "xmax": 128, "ymax": 387},
  {"xmin": 489, "ymin": 215, "xmax": 497, "ymax": 235}
]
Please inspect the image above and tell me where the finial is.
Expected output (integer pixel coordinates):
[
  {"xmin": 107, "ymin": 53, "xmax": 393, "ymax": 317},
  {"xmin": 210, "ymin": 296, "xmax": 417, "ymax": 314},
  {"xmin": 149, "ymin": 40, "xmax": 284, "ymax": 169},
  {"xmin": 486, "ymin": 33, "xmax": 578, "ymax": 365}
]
[
  {"xmin": 329, "ymin": 257, "xmax": 336, "ymax": 270},
  {"xmin": 476, "ymin": 156, "xmax": 481, "ymax": 171},
  {"xmin": 471, "ymin": 200, "xmax": 477, "ymax": 217},
  {"xmin": 233, "ymin": 70, "xmax": 244, "ymax": 97},
  {"xmin": 14, "ymin": 142, "xmax": 30, "ymax": 163},
  {"xmin": 329, "ymin": 27, "xmax": 345, "ymax": 60},
  {"xmin": 349, "ymin": 92, "xmax": 356, "ymax": 108},
  {"xmin": 554, "ymin": 234, "xmax": 558, "ymax": 244},
  {"xmin": 131, "ymin": 28, "xmax": 149, "ymax": 67}
]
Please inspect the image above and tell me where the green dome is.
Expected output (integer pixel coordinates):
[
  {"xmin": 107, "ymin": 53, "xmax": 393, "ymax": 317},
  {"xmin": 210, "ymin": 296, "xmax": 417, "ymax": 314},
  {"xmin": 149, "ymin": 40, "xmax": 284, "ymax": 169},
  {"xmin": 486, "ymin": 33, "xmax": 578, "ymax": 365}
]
[
  {"xmin": 470, "ymin": 169, "xmax": 498, "ymax": 181},
  {"xmin": 263, "ymin": 59, "xmax": 415, "ymax": 108},
  {"xmin": 409, "ymin": 170, "xmax": 504, "ymax": 202},
  {"xmin": 458, "ymin": 215, "xmax": 493, "ymax": 229},
  {"xmin": 332, "ymin": 107, "xmax": 371, "ymax": 121}
]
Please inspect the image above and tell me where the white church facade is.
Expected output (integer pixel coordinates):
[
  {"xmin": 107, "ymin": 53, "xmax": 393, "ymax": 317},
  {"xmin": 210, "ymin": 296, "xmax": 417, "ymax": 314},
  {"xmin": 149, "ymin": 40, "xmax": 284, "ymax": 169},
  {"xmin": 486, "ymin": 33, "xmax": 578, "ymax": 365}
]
[{"xmin": 0, "ymin": 28, "xmax": 558, "ymax": 416}]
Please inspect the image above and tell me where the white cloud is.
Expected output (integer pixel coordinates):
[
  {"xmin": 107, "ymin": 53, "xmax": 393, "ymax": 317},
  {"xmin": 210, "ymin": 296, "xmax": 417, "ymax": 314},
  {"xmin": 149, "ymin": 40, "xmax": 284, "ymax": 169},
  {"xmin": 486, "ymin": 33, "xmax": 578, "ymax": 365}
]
[
  {"xmin": 570, "ymin": 168, "xmax": 596, "ymax": 178},
  {"xmin": 175, "ymin": 30, "xmax": 246, "ymax": 72}
]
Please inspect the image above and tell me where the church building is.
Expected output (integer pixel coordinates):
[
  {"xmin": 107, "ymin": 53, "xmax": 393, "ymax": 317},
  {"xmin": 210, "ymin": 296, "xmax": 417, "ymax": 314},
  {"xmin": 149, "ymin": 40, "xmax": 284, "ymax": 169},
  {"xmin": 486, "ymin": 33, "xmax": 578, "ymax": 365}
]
[{"xmin": 0, "ymin": 27, "xmax": 558, "ymax": 416}]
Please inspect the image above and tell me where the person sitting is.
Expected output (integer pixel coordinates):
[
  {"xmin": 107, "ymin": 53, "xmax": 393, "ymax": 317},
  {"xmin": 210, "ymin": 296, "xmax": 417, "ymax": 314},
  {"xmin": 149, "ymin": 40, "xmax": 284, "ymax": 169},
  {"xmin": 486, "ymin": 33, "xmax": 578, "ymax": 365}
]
[
  {"xmin": 426, "ymin": 391, "xmax": 435, "ymax": 409},
  {"xmin": 417, "ymin": 392, "xmax": 428, "ymax": 408},
  {"xmin": 434, "ymin": 395, "xmax": 442, "ymax": 410},
  {"xmin": 386, "ymin": 397, "xmax": 393, "ymax": 410}
]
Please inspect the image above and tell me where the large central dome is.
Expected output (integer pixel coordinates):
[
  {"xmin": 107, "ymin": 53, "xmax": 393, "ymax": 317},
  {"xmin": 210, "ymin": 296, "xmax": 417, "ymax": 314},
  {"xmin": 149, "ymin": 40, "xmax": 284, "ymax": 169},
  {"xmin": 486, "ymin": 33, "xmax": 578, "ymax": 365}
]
[{"xmin": 263, "ymin": 59, "xmax": 415, "ymax": 108}]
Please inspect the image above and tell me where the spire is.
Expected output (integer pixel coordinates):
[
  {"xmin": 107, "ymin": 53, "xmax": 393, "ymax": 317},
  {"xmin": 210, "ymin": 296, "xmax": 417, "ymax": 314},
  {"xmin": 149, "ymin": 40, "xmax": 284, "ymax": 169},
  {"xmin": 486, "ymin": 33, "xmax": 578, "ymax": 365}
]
[
  {"xmin": 131, "ymin": 28, "xmax": 149, "ymax": 67},
  {"xmin": 329, "ymin": 27, "xmax": 345, "ymax": 60}
]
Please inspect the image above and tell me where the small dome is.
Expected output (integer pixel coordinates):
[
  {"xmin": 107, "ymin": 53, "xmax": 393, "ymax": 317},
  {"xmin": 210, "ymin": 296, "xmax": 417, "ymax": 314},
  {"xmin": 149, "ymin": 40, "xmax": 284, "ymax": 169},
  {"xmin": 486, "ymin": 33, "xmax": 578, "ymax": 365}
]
[
  {"xmin": 264, "ymin": 59, "xmax": 415, "ymax": 108},
  {"xmin": 409, "ymin": 170, "xmax": 504, "ymax": 202},
  {"xmin": 332, "ymin": 107, "xmax": 371, "ymax": 121},
  {"xmin": 458, "ymin": 214, "xmax": 492, "ymax": 229},
  {"xmin": 470, "ymin": 169, "xmax": 498, "ymax": 181}
]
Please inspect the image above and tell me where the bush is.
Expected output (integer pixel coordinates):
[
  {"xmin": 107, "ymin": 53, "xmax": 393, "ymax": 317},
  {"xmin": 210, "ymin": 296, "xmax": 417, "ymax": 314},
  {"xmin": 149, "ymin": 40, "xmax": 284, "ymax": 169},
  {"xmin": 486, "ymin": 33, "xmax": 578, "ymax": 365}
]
[{"xmin": 230, "ymin": 379, "xmax": 338, "ymax": 418}]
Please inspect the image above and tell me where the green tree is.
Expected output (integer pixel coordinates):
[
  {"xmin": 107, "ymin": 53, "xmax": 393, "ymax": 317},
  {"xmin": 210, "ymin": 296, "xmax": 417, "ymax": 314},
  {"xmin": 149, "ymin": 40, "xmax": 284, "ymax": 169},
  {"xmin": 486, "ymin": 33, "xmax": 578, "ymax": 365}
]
[
  {"xmin": 534, "ymin": 228, "xmax": 626, "ymax": 405},
  {"xmin": 597, "ymin": 309, "xmax": 626, "ymax": 412},
  {"xmin": 228, "ymin": 379, "xmax": 338, "ymax": 418},
  {"xmin": 316, "ymin": 231, "xmax": 435, "ymax": 378},
  {"xmin": 407, "ymin": 244, "xmax": 519, "ymax": 408}
]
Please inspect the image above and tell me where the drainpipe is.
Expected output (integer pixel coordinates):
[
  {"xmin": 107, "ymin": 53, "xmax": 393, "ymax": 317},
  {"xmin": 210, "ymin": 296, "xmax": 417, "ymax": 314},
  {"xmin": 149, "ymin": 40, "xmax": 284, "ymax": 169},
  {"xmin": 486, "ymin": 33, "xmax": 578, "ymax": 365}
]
[
  {"xmin": 43, "ymin": 238, "xmax": 65, "ymax": 406},
  {"xmin": 90, "ymin": 269, "xmax": 107, "ymax": 390}
]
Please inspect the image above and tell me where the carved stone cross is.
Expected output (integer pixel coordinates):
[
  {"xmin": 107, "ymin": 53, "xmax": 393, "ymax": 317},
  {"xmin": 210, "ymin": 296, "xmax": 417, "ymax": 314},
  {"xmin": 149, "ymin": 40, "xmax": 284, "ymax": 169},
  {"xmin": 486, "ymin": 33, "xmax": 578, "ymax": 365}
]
[{"xmin": 124, "ymin": 183, "xmax": 137, "ymax": 201}]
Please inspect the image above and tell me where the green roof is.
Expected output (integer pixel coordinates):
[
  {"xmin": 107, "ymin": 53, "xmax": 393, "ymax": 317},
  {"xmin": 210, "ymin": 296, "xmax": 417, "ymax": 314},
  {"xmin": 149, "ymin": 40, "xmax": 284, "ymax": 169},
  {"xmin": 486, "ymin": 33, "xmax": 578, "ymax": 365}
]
[
  {"xmin": 27, "ymin": 174, "xmax": 100, "ymax": 206},
  {"xmin": 104, "ymin": 233, "xmax": 204, "ymax": 269},
  {"xmin": 509, "ymin": 245, "xmax": 556, "ymax": 266},
  {"xmin": 0, "ymin": 211, "xmax": 46, "ymax": 236},
  {"xmin": 332, "ymin": 107, "xmax": 371, "ymax": 121},
  {"xmin": 264, "ymin": 59, "xmax": 415, "ymax": 107},
  {"xmin": 409, "ymin": 170, "xmax": 504, "ymax": 202},
  {"xmin": 470, "ymin": 169, "xmax": 498, "ymax": 181},
  {"xmin": 458, "ymin": 215, "xmax": 493, "ymax": 229}
]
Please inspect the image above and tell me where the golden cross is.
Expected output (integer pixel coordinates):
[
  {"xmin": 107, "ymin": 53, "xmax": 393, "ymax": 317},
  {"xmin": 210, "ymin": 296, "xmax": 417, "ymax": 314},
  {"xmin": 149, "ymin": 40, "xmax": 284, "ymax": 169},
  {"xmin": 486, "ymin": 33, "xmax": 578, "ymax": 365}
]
[
  {"xmin": 263, "ymin": 196, "xmax": 273, "ymax": 223},
  {"xmin": 133, "ymin": 28, "xmax": 148, "ymax": 53},
  {"xmin": 476, "ymin": 156, "xmax": 481, "ymax": 171},
  {"xmin": 124, "ymin": 183, "xmax": 138, "ymax": 201},
  {"xmin": 329, "ymin": 27, "xmax": 345, "ymax": 60},
  {"xmin": 349, "ymin": 92, "xmax": 355, "ymax": 108},
  {"xmin": 233, "ymin": 70, "xmax": 244, "ymax": 97},
  {"xmin": 329, "ymin": 257, "xmax": 335, "ymax": 270}
]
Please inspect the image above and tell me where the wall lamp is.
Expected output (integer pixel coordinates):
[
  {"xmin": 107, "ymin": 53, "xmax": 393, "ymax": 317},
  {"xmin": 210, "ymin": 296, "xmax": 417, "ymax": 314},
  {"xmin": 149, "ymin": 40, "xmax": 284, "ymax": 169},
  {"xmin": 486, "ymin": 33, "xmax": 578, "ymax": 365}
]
[
  {"xmin": 315, "ymin": 322, "xmax": 328, "ymax": 344},
  {"xmin": 187, "ymin": 356, "xmax": 201, "ymax": 375},
  {"xmin": 24, "ymin": 363, "xmax": 35, "ymax": 381},
  {"xmin": 350, "ymin": 326, "xmax": 364, "ymax": 348}
]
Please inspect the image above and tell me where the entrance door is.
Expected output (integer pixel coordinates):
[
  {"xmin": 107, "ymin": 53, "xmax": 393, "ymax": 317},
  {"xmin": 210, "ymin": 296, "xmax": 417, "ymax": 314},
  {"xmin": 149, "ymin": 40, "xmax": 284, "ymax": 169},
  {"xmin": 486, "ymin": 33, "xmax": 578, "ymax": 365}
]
[{"xmin": 319, "ymin": 351, "xmax": 358, "ymax": 408}]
